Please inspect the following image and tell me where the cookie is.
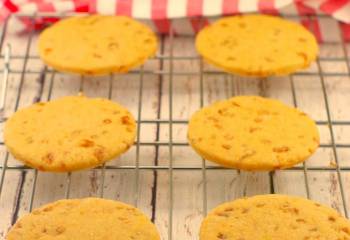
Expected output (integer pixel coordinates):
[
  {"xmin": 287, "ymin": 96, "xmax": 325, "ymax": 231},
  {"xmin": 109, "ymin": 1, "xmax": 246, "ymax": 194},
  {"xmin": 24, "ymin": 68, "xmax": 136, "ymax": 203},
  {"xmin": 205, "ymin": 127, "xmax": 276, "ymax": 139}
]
[
  {"xmin": 6, "ymin": 198, "xmax": 160, "ymax": 240},
  {"xmin": 4, "ymin": 95, "xmax": 136, "ymax": 172},
  {"xmin": 187, "ymin": 96, "xmax": 319, "ymax": 171},
  {"xmin": 38, "ymin": 15, "xmax": 158, "ymax": 75},
  {"xmin": 196, "ymin": 14, "xmax": 318, "ymax": 77},
  {"xmin": 200, "ymin": 194, "xmax": 350, "ymax": 240}
]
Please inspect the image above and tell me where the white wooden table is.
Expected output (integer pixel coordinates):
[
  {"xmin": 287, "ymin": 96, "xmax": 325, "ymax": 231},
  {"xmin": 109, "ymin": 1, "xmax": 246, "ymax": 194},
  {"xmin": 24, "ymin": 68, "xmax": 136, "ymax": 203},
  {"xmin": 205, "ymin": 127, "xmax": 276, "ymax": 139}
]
[{"xmin": 0, "ymin": 14, "xmax": 350, "ymax": 240}]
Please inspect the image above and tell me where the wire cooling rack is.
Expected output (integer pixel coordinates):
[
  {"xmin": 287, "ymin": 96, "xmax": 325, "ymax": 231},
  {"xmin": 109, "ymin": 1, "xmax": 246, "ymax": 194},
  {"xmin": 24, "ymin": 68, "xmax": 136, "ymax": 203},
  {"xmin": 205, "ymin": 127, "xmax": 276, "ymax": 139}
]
[{"xmin": 0, "ymin": 13, "xmax": 350, "ymax": 240}]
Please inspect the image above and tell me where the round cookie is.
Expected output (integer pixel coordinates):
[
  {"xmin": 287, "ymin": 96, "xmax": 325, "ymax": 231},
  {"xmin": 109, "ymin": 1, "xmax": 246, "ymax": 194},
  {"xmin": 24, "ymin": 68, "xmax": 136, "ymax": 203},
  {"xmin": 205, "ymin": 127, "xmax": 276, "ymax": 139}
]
[
  {"xmin": 196, "ymin": 14, "xmax": 318, "ymax": 77},
  {"xmin": 200, "ymin": 194, "xmax": 350, "ymax": 240},
  {"xmin": 6, "ymin": 198, "xmax": 160, "ymax": 240},
  {"xmin": 38, "ymin": 15, "xmax": 158, "ymax": 75},
  {"xmin": 187, "ymin": 96, "xmax": 319, "ymax": 171},
  {"xmin": 4, "ymin": 95, "xmax": 136, "ymax": 172}
]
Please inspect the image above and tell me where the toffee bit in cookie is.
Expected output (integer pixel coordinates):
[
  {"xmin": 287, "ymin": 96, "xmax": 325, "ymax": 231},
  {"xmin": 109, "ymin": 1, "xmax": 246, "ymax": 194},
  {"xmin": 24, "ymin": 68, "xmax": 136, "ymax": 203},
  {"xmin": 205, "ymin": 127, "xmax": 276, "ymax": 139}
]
[
  {"xmin": 264, "ymin": 57, "xmax": 274, "ymax": 63},
  {"xmin": 108, "ymin": 42, "xmax": 119, "ymax": 50},
  {"xmin": 94, "ymin": 147, "xmax": 105, "ymax": 161},
  {"xmin": 274, "ymin": 28, "xmax": 281, "ymax": 35},
  {"xmin": 36, "ymin": 102, "xmax": 46, "ymax": 106},
  {"xmin": 238, "ymin": 22, "xmax": 246, "ymax": 28},
  {"xmin": 44, "ymin": 48, "xmax": 52, "ymax": 54},
  {"xmin": 103, "ymin": 119, "xmax": 112, "ymax": 124},
  {"xmin": 241, "ymin": 208, "xmax": 249, "ymax": 214},
  {"xmin": 231, "ymin": 101, "xmax": 240, "ymax": 107},
  {"xmin": 254, "ymin": 117, "xmax": 263, "ymax": 123},
  {"xmin": 217, "ymin": 233, "xmax": 227, "ymax": 239},
  {"xmin": 80, "ymin": 139, "xmax": 95, "ymax": 148},
  {"xmin": 227, "ymin": 56, "xmax": 236, "ymax": 61},
  {"xmin": 224, "ymin": 134, "xmax": 234, "ymax": 140},
  {"xmin": 121, "ymin": 115, "xmax": 132, "ymax": 125},
  {"xmin": 208, "ymin": 116, "xmax": 219, "ymax": 122},
  {"xmin": 261, "ymin": 139, "xmax": 272, "ymax": 144},
  {"xmin": 342, "ymin": 227, "xmax": 350, "ymax": 234},
  {"xmin": 26, "ymin": 137, "xmax": 34, "ymax": 144},
  {"xmin": 144, "ymin": 38, "xmax": 153, "ymax": 44},
  {"xmin": 298, "ymin": 37, "xmax": 307, "ymax": 42},
  {"xmin": 222, "ymin": 144, "xmax": 232, "ymax": 150},
  {"xmin": 239, "ymin": 150, "xmax": 256, "ymax": 161},
  {"xmin": 249, "ymin": 127, "xmax": 260, "ymax": 133},
  {"xmin": 42, "ymin": 153, "xmax": 54, "ymax": 164},
  {"xmin": 216, "ymin": 212, "xmax": 230, "ymax": 217},
  {"xmin": 297, "ymin": 52, "xmax": 308, "ymax": 64},
  {"xmin": 256, "ymin": 203, "xmax": 265, "ymax": 208},
  {"xmin": 55, "ymin": 226, "xmax": 66, "ymax": 234},
  {"xmin": 93, "ymin": 53, "xmax": 102, "ymax": 58},
  {"xmin": 273, "ymin": 146, "xmax": 290, "ymax": 153}
]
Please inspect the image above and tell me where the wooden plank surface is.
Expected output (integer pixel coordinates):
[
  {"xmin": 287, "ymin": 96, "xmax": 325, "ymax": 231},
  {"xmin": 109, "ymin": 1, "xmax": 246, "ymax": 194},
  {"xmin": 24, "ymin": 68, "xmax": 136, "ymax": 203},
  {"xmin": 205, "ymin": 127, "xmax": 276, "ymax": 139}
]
[{"xmin": 0, "ymin": 15, "xmax": 350, "ymax": 240}]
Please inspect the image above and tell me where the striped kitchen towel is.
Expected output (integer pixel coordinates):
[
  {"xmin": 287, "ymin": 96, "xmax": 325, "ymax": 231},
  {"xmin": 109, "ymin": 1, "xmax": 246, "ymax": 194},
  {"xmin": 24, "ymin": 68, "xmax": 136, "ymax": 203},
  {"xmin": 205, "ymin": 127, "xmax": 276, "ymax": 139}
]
[{"xmin": 0, "ymin": 0, "xmax": 350, "ymax": 41}]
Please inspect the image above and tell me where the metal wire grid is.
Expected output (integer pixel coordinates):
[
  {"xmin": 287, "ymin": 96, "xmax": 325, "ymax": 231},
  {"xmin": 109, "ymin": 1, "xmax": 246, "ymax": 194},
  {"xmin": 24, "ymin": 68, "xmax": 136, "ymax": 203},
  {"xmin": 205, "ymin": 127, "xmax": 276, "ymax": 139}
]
[{"xmin": 0, "ymin": 13, "xmax": 349, "ymax": 240}]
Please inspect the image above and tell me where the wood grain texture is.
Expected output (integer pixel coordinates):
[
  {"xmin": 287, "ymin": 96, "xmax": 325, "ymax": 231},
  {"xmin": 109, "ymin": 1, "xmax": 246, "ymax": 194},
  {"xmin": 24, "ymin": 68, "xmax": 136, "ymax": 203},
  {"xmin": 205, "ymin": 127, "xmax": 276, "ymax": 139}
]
[{"xmin": 0, "ymin": 15, "xmax": 350, "ymax": 240}]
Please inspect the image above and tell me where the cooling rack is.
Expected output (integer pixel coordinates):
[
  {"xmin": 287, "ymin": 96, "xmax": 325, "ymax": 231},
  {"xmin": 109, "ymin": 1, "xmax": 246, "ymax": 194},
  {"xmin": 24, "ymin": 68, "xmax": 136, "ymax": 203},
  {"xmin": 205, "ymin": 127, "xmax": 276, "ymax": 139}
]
[{"xmin": 0, "ymin": 13, "xmax": 350, "ymax": 240}]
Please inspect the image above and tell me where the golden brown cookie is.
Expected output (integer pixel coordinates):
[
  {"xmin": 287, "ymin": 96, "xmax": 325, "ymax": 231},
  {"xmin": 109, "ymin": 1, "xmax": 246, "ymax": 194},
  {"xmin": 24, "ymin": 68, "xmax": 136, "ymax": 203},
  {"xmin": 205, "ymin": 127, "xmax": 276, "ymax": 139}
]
[
  {"xmin": 188, "ymin": 96, "xmax": 319, "ymax": 170},
  {"xmin": 38, "ymin": 15, "xmax": 158, "ymax": 75},
  {"xmin": 200, "ymin": 194, "xmax": 350, "ymax": 240},
  {"xmin": 6, "ymin": 198, "xmax": 160, "ymax": 240},
  {"xmin": 196, "ymin": 14, "xmax": 318, "ymax": 77},
  {"xmin": 4, "ymin": 95, "xmax": 136, "ymax": 172}
]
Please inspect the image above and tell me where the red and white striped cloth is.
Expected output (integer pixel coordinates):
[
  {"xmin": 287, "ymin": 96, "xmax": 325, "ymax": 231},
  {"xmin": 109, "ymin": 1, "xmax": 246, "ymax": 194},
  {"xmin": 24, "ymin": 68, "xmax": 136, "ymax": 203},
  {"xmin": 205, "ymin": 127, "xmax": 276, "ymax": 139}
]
[{"xmin": 1, "ymin": 0, "xmax": 350, "ymax": 41}]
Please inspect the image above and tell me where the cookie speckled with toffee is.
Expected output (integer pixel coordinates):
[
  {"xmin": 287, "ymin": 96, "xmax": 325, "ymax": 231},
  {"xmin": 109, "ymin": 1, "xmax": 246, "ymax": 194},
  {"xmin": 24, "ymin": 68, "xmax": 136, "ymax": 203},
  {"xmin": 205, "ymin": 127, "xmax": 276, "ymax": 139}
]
[
  {"xmin": 200, "ymin": 194, "xmax": 350, "ymax": 240},
  {"xmin": 6, "ymin": 198, "xmax": 160, "ymax": 240},
  {"xmin": 4, "ymin": 95, "xmax": 136, "ymax": 172},
  {"xmin": 188, "ymin": 96, "xmax": 319, "ymax": 171},
  {"xmin": 196, "ymin": 14, "xmax": 318, "ymax": 77},
  {"xmin": 38, "ymin": 15, "xmax": 158, "ymax": 75}
]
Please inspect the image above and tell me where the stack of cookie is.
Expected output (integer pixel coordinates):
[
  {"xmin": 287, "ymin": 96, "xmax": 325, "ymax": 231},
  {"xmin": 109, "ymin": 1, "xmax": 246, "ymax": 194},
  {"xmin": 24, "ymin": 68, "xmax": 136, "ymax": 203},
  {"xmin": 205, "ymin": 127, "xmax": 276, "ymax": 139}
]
[{"xmin": 4, "ymin": 14, "xmax": 350, "ymax": 240}]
